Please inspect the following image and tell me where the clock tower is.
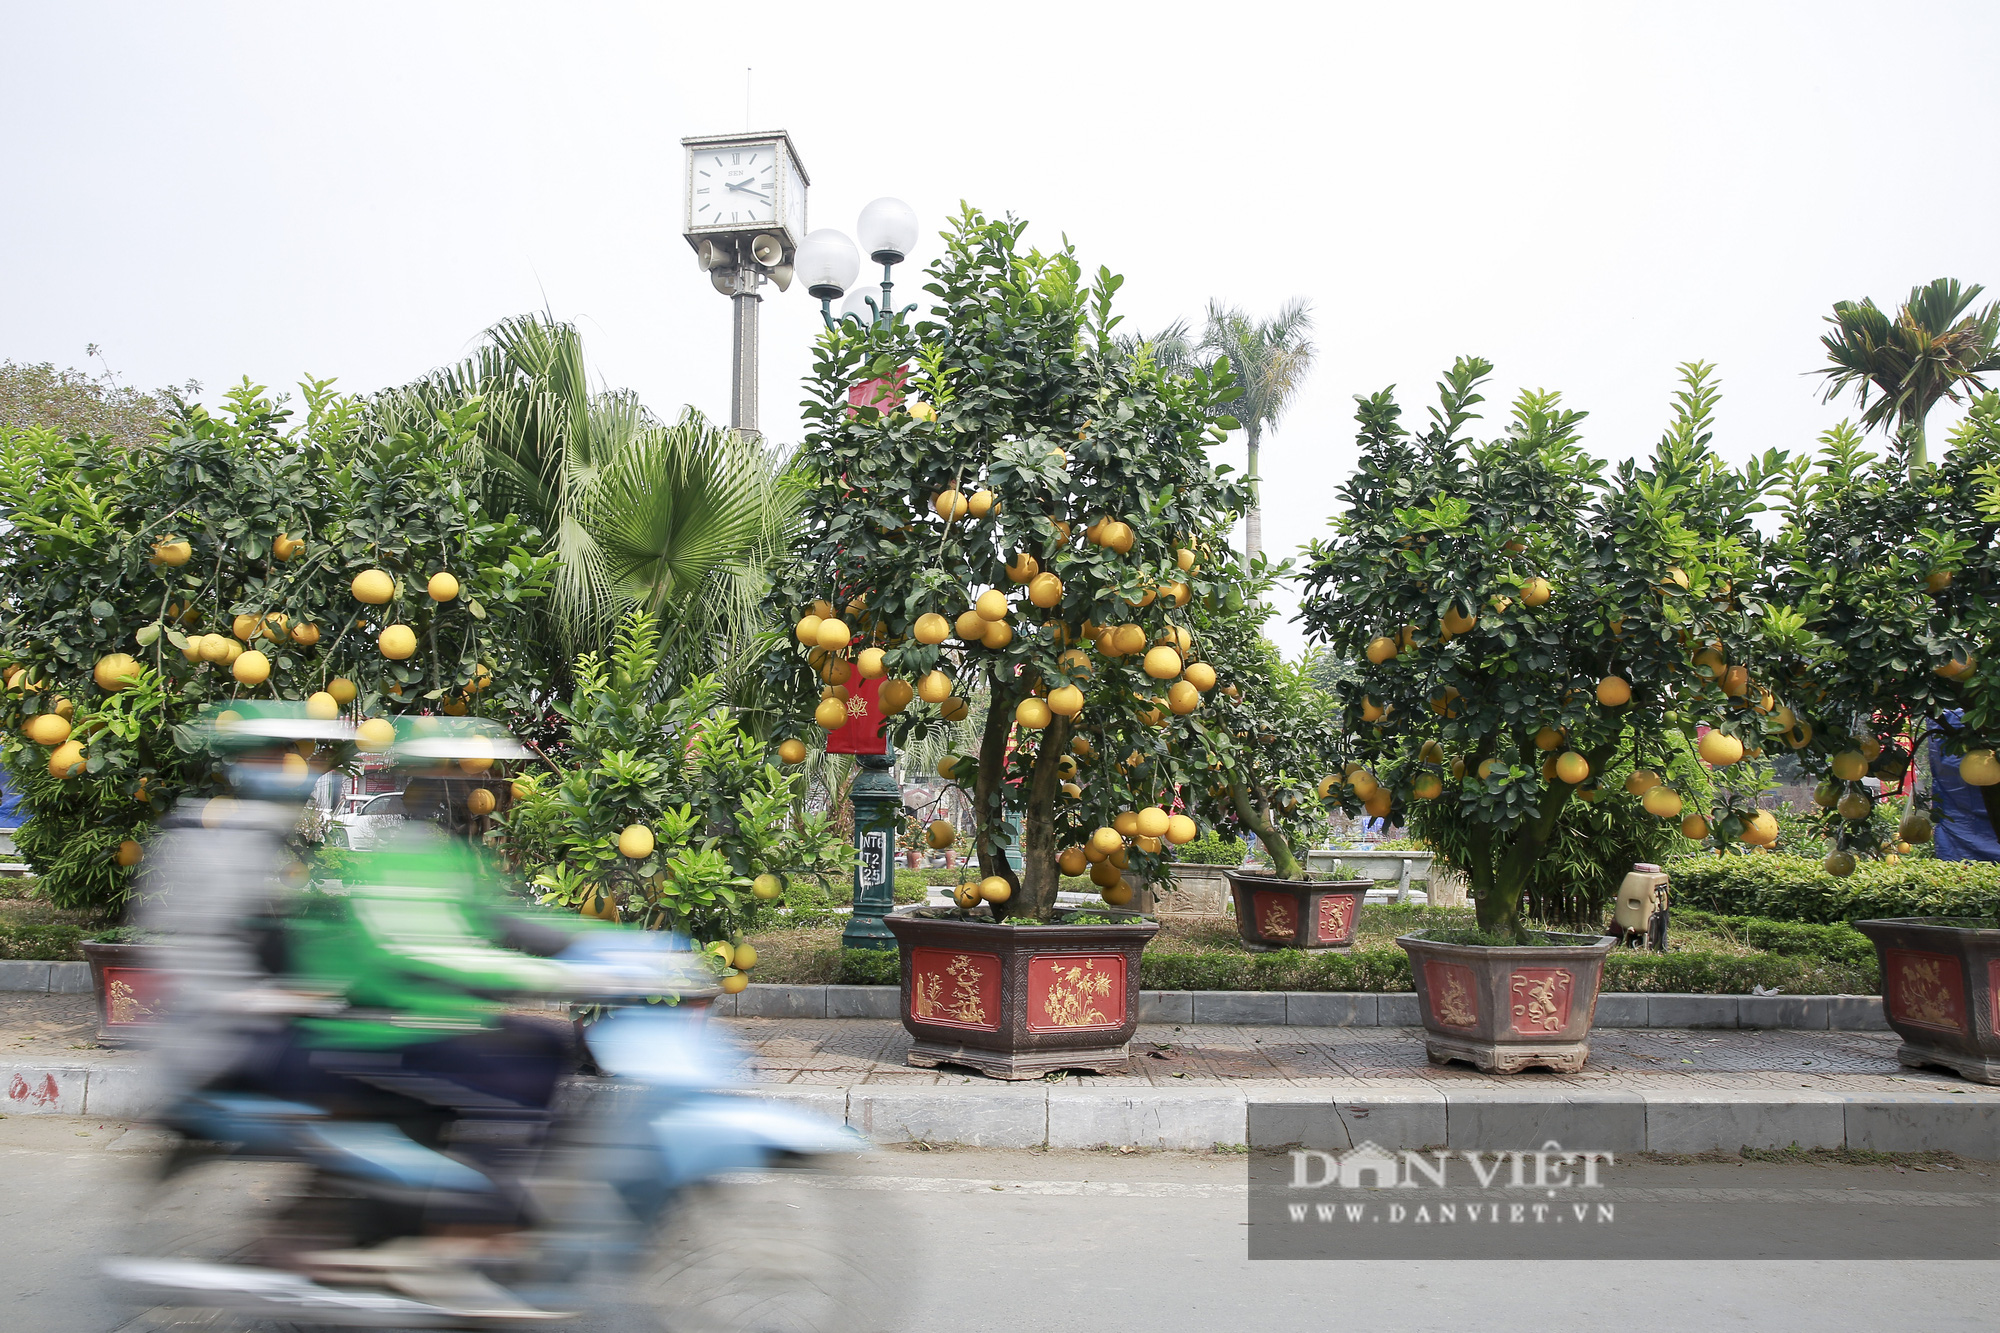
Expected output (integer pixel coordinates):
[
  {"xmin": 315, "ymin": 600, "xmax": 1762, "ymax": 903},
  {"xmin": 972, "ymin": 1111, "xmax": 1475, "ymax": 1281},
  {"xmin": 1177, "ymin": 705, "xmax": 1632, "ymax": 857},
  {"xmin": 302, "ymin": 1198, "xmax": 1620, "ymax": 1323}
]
[{"xmin": 681, "ymin": 130, "xmax": 810, "ymax": 437}]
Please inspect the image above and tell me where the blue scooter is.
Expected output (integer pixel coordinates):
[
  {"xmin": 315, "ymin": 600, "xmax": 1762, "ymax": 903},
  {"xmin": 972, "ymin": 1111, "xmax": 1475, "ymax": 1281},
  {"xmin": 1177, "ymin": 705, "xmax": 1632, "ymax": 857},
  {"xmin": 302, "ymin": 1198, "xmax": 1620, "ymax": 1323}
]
[{"xmin": 105, "ymin": 934, "xmax": 900, "ymax": 1330}]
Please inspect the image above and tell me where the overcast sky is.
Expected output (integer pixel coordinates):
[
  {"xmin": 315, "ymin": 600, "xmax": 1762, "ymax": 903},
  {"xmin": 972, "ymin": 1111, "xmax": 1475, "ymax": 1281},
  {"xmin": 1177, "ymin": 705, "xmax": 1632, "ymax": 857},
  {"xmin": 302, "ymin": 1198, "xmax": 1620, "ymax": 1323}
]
[{"xmin": 5, "ymin": 2, "xmax": 1996, "ymax": 657}]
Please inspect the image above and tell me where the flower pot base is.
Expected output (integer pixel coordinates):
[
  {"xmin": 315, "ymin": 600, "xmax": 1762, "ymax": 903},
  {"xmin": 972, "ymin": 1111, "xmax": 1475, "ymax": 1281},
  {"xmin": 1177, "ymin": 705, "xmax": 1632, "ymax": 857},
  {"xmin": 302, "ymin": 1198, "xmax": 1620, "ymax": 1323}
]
[
  {"xmin": 1894, "ymin": 1043, "xmax": 2000, "ymax": 1086},
  {"xmin": 906, "ymin": 1037, "xmax": 1133, "ymax": 1081},
  {"xmin": 1422, "ymin": 1031, "xmax": 1591, "ymax": 1075}
]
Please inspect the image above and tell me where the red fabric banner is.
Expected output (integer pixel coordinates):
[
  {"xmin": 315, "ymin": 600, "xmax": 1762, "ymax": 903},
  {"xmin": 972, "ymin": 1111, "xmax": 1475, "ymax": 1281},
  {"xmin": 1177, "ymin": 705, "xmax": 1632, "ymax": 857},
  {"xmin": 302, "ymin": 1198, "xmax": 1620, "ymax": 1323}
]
[{"xmin": 825, "ymin": 674, "xmax": 888, "ymax": 755}]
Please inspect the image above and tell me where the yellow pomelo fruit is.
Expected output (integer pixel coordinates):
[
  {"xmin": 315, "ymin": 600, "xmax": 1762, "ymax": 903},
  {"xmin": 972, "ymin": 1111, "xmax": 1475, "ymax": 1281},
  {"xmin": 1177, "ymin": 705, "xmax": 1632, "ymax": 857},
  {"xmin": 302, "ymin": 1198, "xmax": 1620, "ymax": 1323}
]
[
  {"xmin": 1047, "ymin": 684, "xmax": 1084, "ymax": 717},
  {"xmin": 1596, "ymin": 675, "xmax": 1631, "ymax": 707},
  {"xmin": 879, "ymin": 679, "xmax": 914, "ymax": 714},
  {"xmin": 1742, "ymin": 810, "xmax": 1778, "ymax": 846},
  {"xmin": 1089, "ymin": 859, "xmax": 1124, "ymax": 889},
  {"xmin": 1534, "ymin": 726, "xmax": 1564, "ymax": 751},
  {"xmin": 1830, "ymin": 751, "xmax": 1868, "ymax": 781},
  {"xmin": 115, "ymin": 839, "xmax": 144, "ymax": 867},
  {"xmin": 1898, "ymin": 812, "xmax": 1934, "ymax": 844},
  {"xmin": 982, "ymin": 620, "xmax": 1014, "ymax": 649},
  {"xmin": 94, "ymin": 653, "xmax": 141, "ymax": 692},
  {"xmin": 1135, "ymin": 806, "xmax": 1170, "ymax": 839},
  {"xmin": 467, "ymin": 788, "xmax": 496, "ymax": 816},
  {"xmin": 48, "ymin": 740, "xmax": 84, "ymax": 779},
  {"xmin": 273, "ymin": 532, "xmax": 303, "ymax": 561},
  {"xmin": 933, "ymin": 490, "xmax": 969, "ymax": 521},
  {"xmin": 378, "ymin": 625, "xmax": 417, "ymax": 660},
  {"xmin": 914, "ymin": 612, "xmax": 950, "ymax": 644},
  {"xmin": 940, "ymin": 696, "xmax": 968, "ymax": 721},
  {"xmin": 355, "ymin": 717, "xmax": 397, "ymax": 752},
  {"xmin": 1005, "ymin": 552, "xmax": 1038, "ymax": 584},
  {"xmin": 24, "ymin": 713, "xmax": 70, "ymax": 746},
  {"xmin": 151, "ymin": 537, "xmax": 192, "ymax": 567},
  {"xmin": 181, "ymin": 634, "xmax": 208, "ymax": 662},
  {"xmin": 732, "ymin": 942, "xmax": 758, "ymax": 970},
  {"xmin": 1165, "ymin": 814, "xmax": 1197, "ymax": 845},
  {"xmin": 1111, "ymin": 624, "xmax": 1145, "ymax": 657},
  {"xmin": 1521, "ymin": 577, "xmax": 1551, "ymax": 606},
  {"xmin": 290, "ymin": 622, "xmax": 320, "ymax": 647},
  {"xmin": 1059, "ymin": 847, "xmax": 1089, "ymax": 876},
  {"xmin": 1349, "ymin": 769, "xmax": 1380, "ymax": 800},
  {"xmin": 1680, "ymin": 814, "xmax": 1709, "ymax": 840},
  {"xmin": 1183, "ymin": 662, "xmax": 1217, "ymax": 693},
  {"xmin": 1698, "ymin": 730, "xmax": 1744, "ymax": 766},
  {"xmin": 232, "ymin": 650, "xmax": 271, "ymax": 686},
  {"xmin": 856, "ymin": 647, "xmax": 887, "ymax": 679},
  {"xmin": 1412, "ymin": 773, "xmax": 1444, "ymax": 800},
  {"xmin": 974, "ymin": 589, "xmax": 1009, "ymax": 622},
  {"xmin": 1015, "ymin": 697, "xmax": 1052, "ymax": 729},
  {"xmin": 328, "ymin": 676, "xmax": 357, "ymax": 704},
  {"xmin": 816, "ymin": 618, "xmax": 852, "ymax": 650},
  {"xmin": 427, "ymin": 571, "xmax": 460, "ymax": 602},
  {"xmin": 917, "ymin": 670, "xmax": 954, "ymax": 705},
  {"xmin": 1028, "ymin": 572, "xmax": 1063, "ymax": 608},
  {"xmin": 752, "ymin": 873, "xmax": 783, "ymax": 900},
  {"xmin": 1641, "ymin": 785, "xmax": 1683, "ymax": 818},
  {"xmin": 1823, "ymin": 849, "xmax": 1856, "ymax": 878},
  {"xmin": 352, "ymin": 569, "xmax": 395, "ymax": 604},
  {"xmin": 1090, "ymin": 825, "xmax": 1123, "ymax": 856},
  {"xmin": 198, "ymin": 635, "xmax": 230, "ymax": 665},
  {"xmin": 1365, "ymin": 635, "xmax": 1398, "ymax": 664},
  {"xmin": 778, "ymin": 738, "xmax": 808, "ymax": 765},
  {"xmin": 814, "ymin": 697, "xmax": 848, "ymax": 729},
  {"xmin": 1143, "ymin": 646, "xmax": 1183, "ymax": 680},
  {"xmin": 230, "ymin": 613, "xmax": 264, "ymax": 642},
  {"xmin": 967, "ymin": 488, "xmax": 995, "ymax": 517},
  {"xmin": 927, "ymin": 820, "xmax": 956, "ymax": 849},
  {"xmin": 618, "ymin": 825, "xmax": 655, "ymax": 859},
  {"xmin": 1167, "ymin": 681, "xmax": 1200, "ymax": 714},
  {"xmin": 720, "ymin": 972, "xmax": 750, "ymax": 994},
  {"xmin": 978, "ymin": 876, "xmax": 1012, "ymax": 904},
  {"xmin": 1625, "ymin": 769, "xmax": 1661, "ymax": 796},
  {"xmin": 796, "ymin": 613, "xmax": 823, "ymax": 645}
]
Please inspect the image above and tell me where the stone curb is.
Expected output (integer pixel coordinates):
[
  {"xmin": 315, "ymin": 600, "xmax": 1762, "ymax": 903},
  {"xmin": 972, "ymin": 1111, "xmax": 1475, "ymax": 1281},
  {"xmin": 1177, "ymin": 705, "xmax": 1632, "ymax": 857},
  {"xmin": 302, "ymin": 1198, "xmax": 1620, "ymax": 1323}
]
[
  {"xmin": 704, "ymin": 985, "xmax": 1886, "ymax": 1031},
  {"xmin": 0, "ymin": 961, "xmax": 93, "ymax": 994},
  {"xmin": 13, "ymin": 1064, "xmax": 1991, "ymax": 1155}
]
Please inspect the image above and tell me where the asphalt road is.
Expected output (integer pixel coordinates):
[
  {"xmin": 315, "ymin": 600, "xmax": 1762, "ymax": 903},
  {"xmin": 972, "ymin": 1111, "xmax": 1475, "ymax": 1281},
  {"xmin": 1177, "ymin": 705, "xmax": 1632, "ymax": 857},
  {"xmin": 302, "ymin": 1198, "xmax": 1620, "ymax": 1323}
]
[{"xmin": 4, "ymin": 1118, "xmax": 1996, "ymax": 1333}]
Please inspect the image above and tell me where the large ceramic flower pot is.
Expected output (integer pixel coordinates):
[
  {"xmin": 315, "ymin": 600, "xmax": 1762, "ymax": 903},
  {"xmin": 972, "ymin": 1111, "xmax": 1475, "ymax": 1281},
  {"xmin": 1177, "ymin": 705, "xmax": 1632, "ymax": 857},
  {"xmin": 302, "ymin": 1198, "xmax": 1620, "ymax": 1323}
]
[
  {"xmin": 81, "ymin": 941, "xmax": 171, "ymax": 1047},
  {"xmin": 1158, "ymin": 862, "xmax": 1231, "ymax": 915},
  {"xmin": 1398, "ymin": 931, "xmax": 1614, "ymax": 1074},
  {"xmin": 884, "ymin": 909, "xmax": 1159, "ymax": 1080},
  {"xmin": 1854, "ymin": 917, "xmax": 2000, "ymax": 1084},
  {"xmin": 1225, "ymin": 870, "xmax": 1370, "ymax": 951}
]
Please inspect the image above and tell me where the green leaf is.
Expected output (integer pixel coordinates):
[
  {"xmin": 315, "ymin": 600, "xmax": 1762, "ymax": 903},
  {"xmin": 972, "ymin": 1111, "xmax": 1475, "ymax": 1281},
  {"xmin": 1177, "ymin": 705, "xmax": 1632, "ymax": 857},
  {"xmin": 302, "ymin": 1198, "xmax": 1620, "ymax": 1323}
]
[
  {"xmin": 467, "ymin": 599, "xmax": 486, "ymax": 620},
  {"xmin": 134, "ymin": 623, "xmax": 161, "ymax": 647}
]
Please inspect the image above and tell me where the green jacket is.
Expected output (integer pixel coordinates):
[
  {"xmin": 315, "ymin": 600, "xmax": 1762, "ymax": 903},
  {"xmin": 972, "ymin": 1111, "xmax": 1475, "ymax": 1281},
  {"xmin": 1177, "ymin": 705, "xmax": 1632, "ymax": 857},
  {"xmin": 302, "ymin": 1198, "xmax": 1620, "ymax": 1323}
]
[{"xmin": 291, "ymin": 827, "xmax": 602, "ymax": 1049}]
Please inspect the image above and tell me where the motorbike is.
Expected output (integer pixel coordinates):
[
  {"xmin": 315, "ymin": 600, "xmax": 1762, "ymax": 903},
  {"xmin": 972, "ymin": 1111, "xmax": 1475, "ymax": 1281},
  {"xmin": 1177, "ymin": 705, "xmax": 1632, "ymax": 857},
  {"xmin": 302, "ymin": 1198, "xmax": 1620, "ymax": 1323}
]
[{"xmin": 103, "ymin": 932, "xmax": 904, "ymax": 1330}]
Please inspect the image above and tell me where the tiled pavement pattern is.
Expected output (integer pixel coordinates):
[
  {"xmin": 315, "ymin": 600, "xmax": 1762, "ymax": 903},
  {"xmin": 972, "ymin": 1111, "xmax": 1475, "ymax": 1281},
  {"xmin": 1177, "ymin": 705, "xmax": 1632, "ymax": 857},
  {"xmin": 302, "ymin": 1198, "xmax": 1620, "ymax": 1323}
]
[{"xmin": 725, "ymin": 1017, "xmax": 2000, "ymax": 1097}]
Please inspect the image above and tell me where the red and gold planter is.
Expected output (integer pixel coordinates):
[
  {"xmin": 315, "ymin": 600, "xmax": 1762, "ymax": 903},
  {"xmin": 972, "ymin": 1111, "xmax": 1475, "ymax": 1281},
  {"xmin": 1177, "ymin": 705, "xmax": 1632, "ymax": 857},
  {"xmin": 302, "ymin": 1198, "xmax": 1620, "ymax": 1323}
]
[
  {"xmin": 1398, "ymin": 931, "xmax": 1614, "ymax": 1074},
  {"xmin": 1225, "ymin": 870, "xmax": 1370, "ymax": 951},
  {"xmin": 1855, "ymin": 917, "xmax": 2000, "ymax": 1085},
  {"xmin": 884, "ymin": 910, "xmax": 1159, "ymax": 1080},
  {"xmin": 81, "ymin": 941, "xmax": 171, "ymax": 1047}
]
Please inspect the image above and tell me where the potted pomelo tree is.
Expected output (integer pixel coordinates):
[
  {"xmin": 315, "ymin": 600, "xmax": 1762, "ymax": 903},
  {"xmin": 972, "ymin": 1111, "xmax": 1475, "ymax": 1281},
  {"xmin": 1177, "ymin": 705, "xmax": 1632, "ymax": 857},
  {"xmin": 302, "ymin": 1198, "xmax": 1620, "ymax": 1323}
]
[
  {"xmin": 0, "ymin": 380, "xmax": 553, "ymax": 917},
  {"xmin": 1297, "ymin": 359, "xmax": 1790, "ymax": 1072},
  {"xmin": 1173, "ymin": 557, "xmax": 1372, "ymax": 946},
  {"xmin": 1765, "ymin": 394, "xmax": 2000, "ymax": 1082},
  {"xmin": 774, "ymin": 206, "xmax": 1249, "ymax": 1078}
]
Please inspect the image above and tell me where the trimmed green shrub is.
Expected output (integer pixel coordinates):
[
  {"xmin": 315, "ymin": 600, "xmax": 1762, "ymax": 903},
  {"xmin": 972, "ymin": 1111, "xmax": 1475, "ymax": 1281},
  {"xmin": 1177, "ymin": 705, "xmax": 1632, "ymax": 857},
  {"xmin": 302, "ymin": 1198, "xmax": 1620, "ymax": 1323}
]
[
  {"xmin": 1140, "ymin": 948, "xmax": 1415, "ymax": 993},
  {"xmin": 1600, "ymin": 949, "xmax": 1875, "ymax": 995},
  {"xmin": 1173, "ymin": 831, "xmax": 1248, "ymax": 867},
  {"xmin": 1672, "ymin": 908, "xmax": 1876, "ymax": 968},
  {"xmin": 1665, "ymin": 854, "xmax": 2000, "ymax": 924},
  {"xmin": 0, "ymin": 923, "xmax": 84, "ymax": 960},
  {"xmin": 835, "ymin": 948, "xmax": 902, "ymax": 986}
]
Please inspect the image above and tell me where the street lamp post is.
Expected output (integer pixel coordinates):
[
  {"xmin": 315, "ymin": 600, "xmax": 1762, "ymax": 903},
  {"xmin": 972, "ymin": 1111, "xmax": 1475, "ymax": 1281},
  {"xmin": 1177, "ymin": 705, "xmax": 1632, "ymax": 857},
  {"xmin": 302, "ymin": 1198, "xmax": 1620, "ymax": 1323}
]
[{"xmin": 794, "ymin": 199, "xmax": 928, "ymax": 950}]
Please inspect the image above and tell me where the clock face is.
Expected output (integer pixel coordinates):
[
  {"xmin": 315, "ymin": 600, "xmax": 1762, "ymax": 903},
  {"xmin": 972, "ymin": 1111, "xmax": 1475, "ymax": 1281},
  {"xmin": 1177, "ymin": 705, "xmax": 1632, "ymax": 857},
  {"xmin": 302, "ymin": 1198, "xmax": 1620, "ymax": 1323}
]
[{"xmin": 691, "ymin": 145, "xmax": 778, "ymax": 227}]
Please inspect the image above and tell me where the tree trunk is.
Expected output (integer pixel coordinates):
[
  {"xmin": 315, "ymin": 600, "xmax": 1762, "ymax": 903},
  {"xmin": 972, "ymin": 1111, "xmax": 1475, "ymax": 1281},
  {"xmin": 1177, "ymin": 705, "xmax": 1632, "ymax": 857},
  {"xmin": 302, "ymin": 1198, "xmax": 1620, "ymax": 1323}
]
[
  {"xmin": 1903, "ymin": 409, "xmax": 1929, "ymax": 477},
  {"xmin": 972, "ymin": 676, "xmax": 1015, "ymax": 903},
  {"xmin": 1011, "ymin": 715, "xmax": 1071, "ymax": 921},
  {"xmin": 1473, "ymin": 778, "xmax": 1576, "ymax": 942},
  {"xmin": 1242, "ymin": 423, "xmax": 1263, "ymax": 568},
  {"xmin": 1228, "ymin": 779, "xmax": 1301, "ymax": 879}
]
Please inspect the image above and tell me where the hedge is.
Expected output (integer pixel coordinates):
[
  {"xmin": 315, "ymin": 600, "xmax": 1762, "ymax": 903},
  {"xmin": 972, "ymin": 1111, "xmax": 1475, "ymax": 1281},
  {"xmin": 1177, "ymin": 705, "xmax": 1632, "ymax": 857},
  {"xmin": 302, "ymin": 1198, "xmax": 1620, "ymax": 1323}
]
[
  {"xmin": 1664, "ymin": 854, "xmax": 2000, "ymax": 925},
  {"xmin": 828, "ymin": 942, "xmax": 1874, "ymax": 995},
  {"xmin": 1672, "ymin": 908, "xmax": 1876, "ymax": 969},
  {"xmin": 0, "ymin": 923, "xmax": 83, "ymax": 961}
]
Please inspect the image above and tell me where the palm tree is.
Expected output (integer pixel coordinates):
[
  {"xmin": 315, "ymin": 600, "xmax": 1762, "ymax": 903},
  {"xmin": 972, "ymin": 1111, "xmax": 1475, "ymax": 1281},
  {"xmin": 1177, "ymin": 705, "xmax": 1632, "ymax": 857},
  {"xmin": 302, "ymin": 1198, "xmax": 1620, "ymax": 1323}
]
[
  {"xmin": 1197, "ymin": 299, "xmax": 1316, "ymax": 565},
  {"xmin": 390, "ymin": 314, "xmax": 802, "ymax": 696},
  {"xmin": 1815, "ymin": 277, "xmax": 2000, "ymax": 474}
]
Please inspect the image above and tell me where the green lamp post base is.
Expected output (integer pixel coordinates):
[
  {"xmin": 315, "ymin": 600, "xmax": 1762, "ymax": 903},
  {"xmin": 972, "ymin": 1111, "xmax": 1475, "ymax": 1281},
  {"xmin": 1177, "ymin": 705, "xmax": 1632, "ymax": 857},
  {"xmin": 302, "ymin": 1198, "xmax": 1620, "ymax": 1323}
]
[{"xmin": 842, "ymin": 750, "xmax": 901, "ymax": 951}]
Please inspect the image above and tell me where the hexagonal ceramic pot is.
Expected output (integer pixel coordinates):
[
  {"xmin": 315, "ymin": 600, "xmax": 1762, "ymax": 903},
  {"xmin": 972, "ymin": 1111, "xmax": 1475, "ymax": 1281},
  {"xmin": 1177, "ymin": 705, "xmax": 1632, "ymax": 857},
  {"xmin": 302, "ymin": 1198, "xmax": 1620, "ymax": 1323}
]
[
  {"xmin": 1225, "ymin": 870, "xmax": 1370, "ymax": 951},
  {"xmin": 1398, "ymin": 931, "xmax": 1614, "ymax": 1074},
  {"xmin": 1854, "ymin": 917, "xmax": 2000, "ymax": 1085}
]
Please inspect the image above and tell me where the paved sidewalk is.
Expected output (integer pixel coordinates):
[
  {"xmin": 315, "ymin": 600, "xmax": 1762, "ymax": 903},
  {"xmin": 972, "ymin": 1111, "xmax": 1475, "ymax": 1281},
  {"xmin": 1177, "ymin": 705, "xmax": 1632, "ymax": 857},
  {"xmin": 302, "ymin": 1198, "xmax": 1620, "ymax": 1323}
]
[{"xmin": 725, "ymin": 1016, "xmax": 1979, "ymax": 1095}]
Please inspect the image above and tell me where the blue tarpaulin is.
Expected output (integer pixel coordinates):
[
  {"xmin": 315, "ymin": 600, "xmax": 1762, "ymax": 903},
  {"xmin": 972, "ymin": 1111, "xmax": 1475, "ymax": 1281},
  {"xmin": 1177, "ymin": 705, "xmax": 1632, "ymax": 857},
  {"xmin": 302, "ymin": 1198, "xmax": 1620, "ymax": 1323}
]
[
  {"xmin": 1931, "ymin": 721, "xmax": 2000, "ymax": 862},
  {"xmin": 0, "ymin": 767, "xmax": 24, "ymax": 827}
]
